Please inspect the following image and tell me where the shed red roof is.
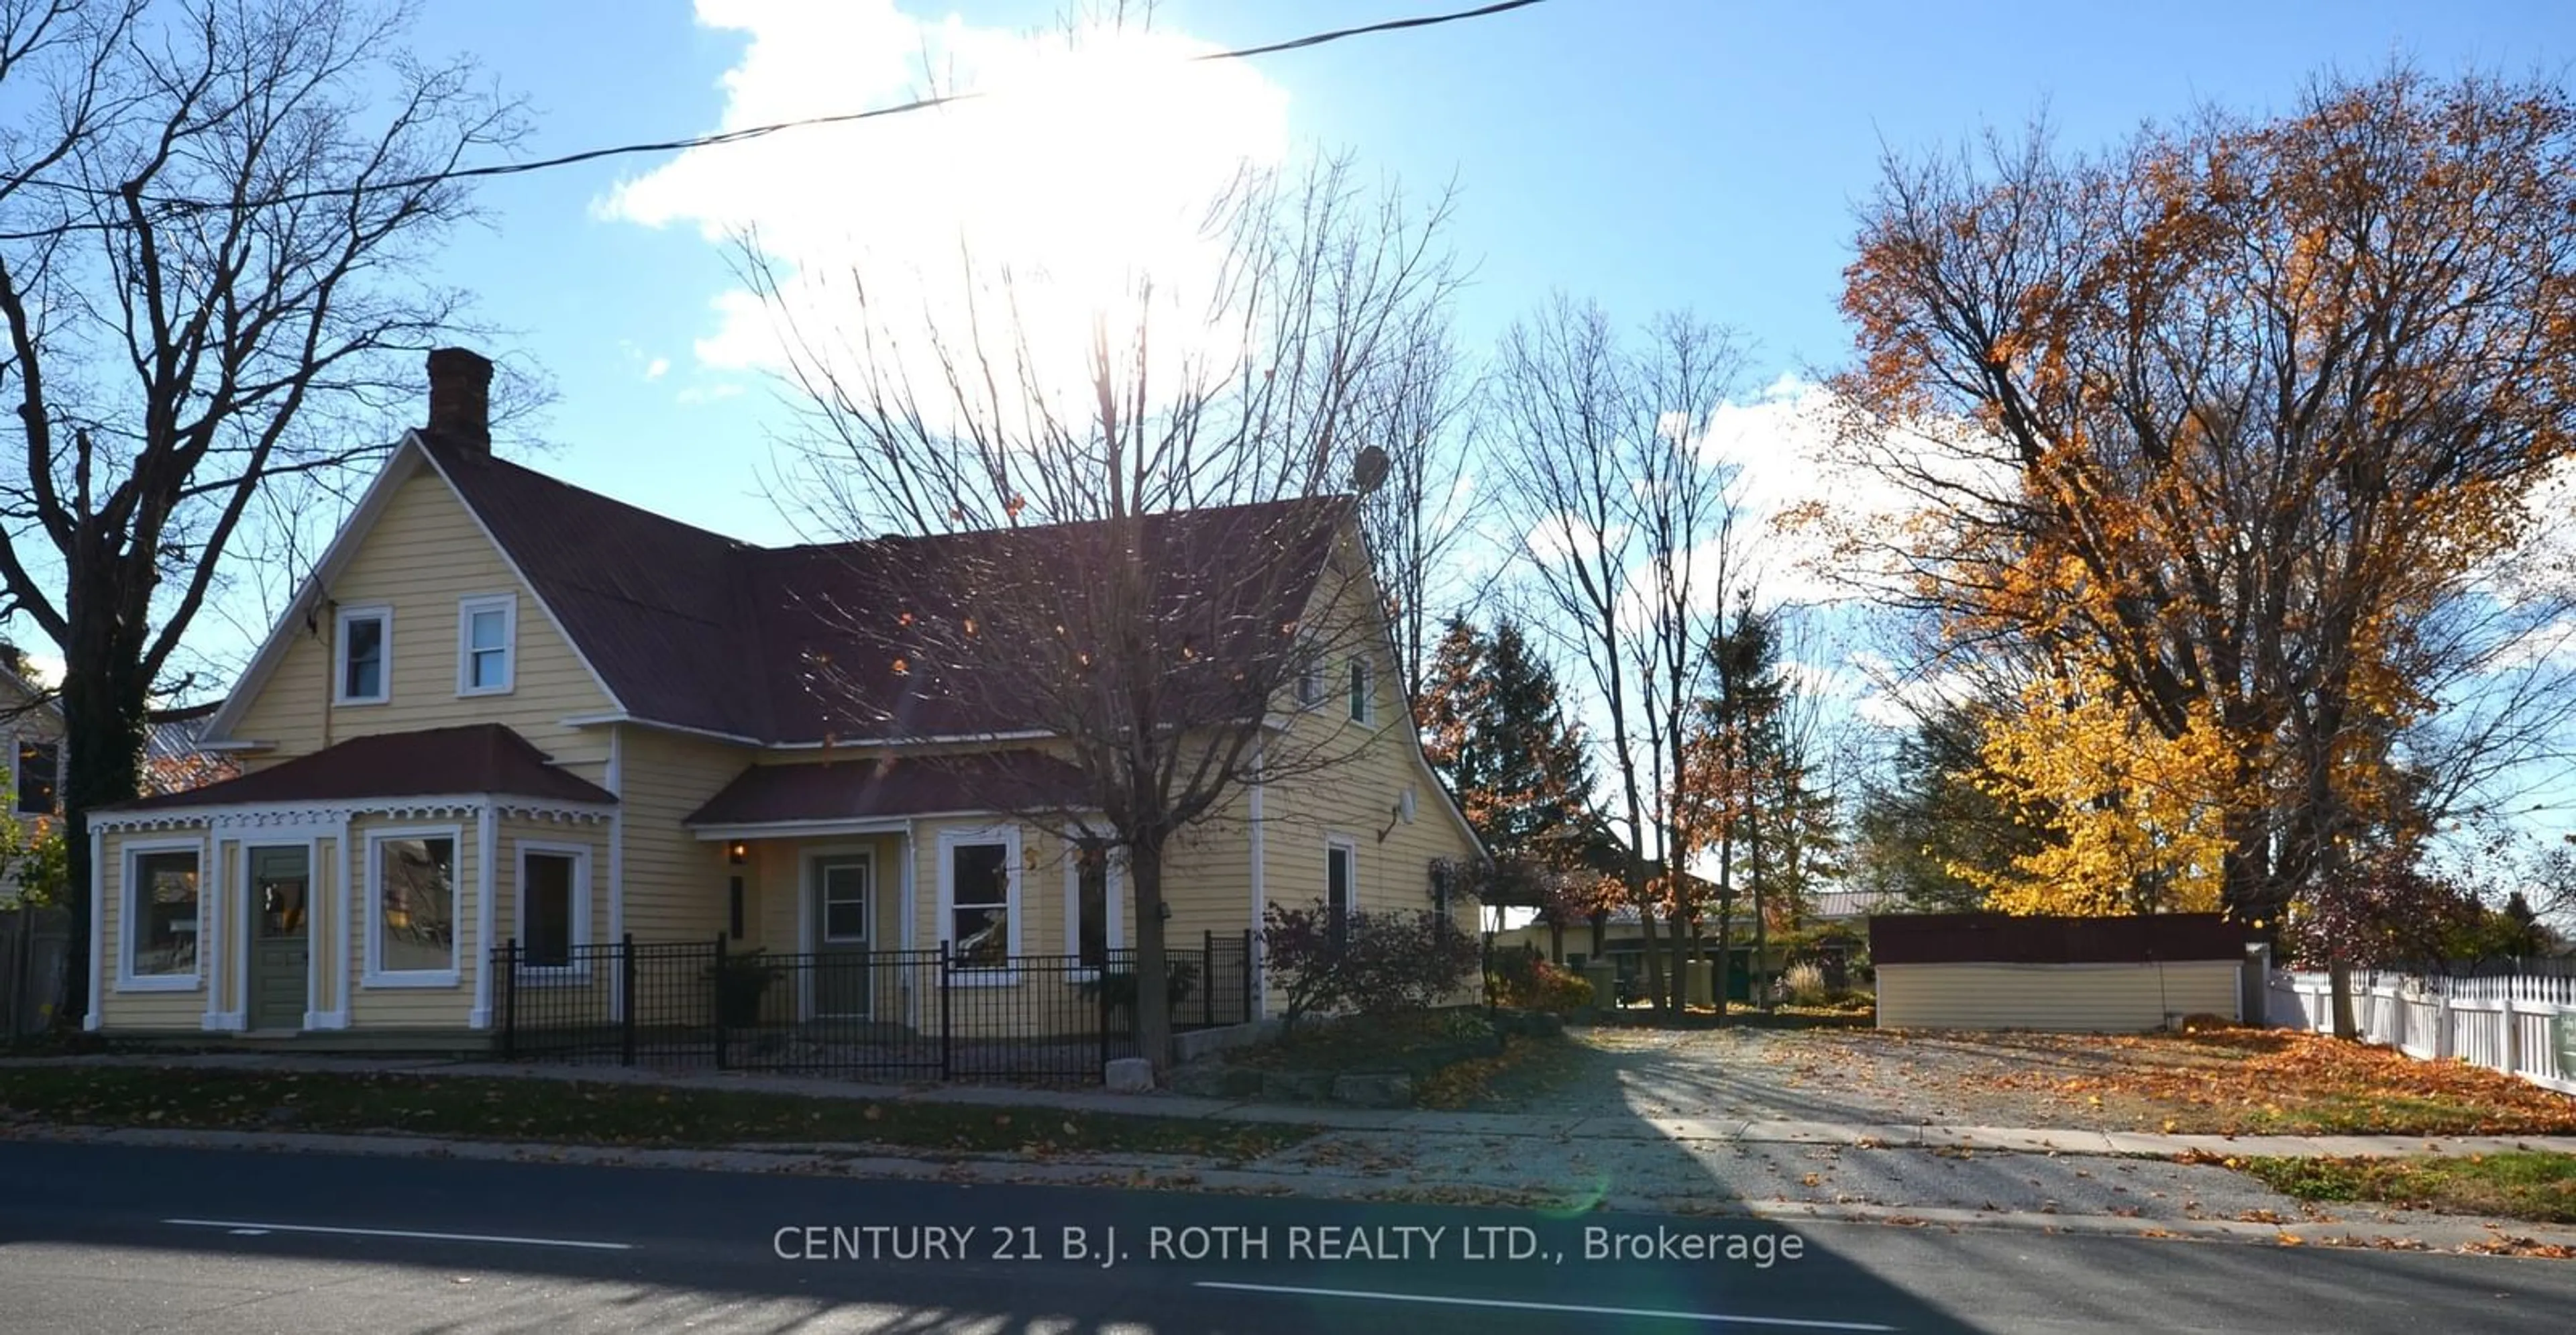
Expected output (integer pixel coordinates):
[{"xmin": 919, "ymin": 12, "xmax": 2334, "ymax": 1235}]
[
  {"xmin": 419, "ymin": 434, "xmax": 1342, "ymax": 746},
  {"xmin": 1869, "ymin": 912, "xmax": 2253, "ymax": 965},
  {"xmin": 97, "ymin": 724, "xmax": 614, "ymax": 812},
  {"xmin": 684, "ymin": 751, "xmax": 1090, "ymax": 827}
]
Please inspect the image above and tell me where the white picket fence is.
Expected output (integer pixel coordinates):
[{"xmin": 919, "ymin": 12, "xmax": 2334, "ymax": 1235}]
[{"xmin": 2271, "ymin": 969, "xmax": 2576, "ymax": 1098}]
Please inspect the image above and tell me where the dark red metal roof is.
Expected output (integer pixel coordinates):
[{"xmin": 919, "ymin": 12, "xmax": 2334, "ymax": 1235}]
[
  {"xmin": 98, "ymin": 724, "xmax": 615, "ymax": 812},
  {"xmin": 1869, "ymin": 912, "xmax": 2254, "ymax": 965},
  {"xmin": 684, "ymin": 751, "xmax": 1090, "ymax": 827},
  {"xmin": 420, "ymin": 433, "xmax": 1341, "ymax": 746}
]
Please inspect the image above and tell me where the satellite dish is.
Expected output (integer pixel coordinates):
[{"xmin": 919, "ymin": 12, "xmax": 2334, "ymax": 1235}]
[
  {"xmin": 1399, "ymin": 787, "xmax": 1418, "ymax": 824},
  {"xmin": 1352, "ymin": 445, "xmax": 1391, "ymax": 494}
]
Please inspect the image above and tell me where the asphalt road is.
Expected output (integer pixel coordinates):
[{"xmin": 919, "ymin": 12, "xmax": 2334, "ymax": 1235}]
[{"xmin": 0, "ymin": 1140, "xmax": 2567, "ymax": 1334}]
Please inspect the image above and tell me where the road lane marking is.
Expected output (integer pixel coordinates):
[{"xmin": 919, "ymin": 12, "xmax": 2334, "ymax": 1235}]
[
  {"xmin": 1191, "ymin": 1281, "xmax": 1899, "ymax": 1331},
  {"xmin": 163, "ymin": 1218, "xmax": 632, "ymax": 1252}
]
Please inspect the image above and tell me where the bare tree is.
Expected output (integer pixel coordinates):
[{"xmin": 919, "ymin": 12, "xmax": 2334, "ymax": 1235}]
[
  {"xmin": 0, "ymin": 0, "xmax": 524, "ymax": 1026},
  {"xmin": 1491, "ymin": 297, "xmax": 1750, "ymax": 1016},
  {"xmin": 1351, "ymin": 303, "xmax": 1485, "ymax": 704},
  {"xmin": 749, "ymin": 152, "xmax": 1464, "ymax": 1073}
]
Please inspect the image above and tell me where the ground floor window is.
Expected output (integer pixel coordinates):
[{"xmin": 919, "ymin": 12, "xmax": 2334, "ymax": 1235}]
[
  {"xmin": 943, "ymin": 831, "xmax": 1017, "ymax": 969},
  {"xmin": 370, "ymin": 833, "xmax": 458, "ymax": 982},
  {"xmin": 1072, "ymin": 843, "xmax": 1111, "ymax": 969},
  {"xmin": 125, "ymin": 846, "xmax": 200, "ymax": 981},
  {"xmin": 519, "ymin": 847, "xmax": 586, "ymax": 970}
]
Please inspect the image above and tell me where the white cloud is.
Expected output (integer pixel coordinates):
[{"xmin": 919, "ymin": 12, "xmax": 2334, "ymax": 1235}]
[
  {"xmin": 606, "ymin": 1, "xmax": 1293, "ymax": 418},
  {"xmin": 645, "ymin": 357, "xmax": 671, "ymax": 381}
]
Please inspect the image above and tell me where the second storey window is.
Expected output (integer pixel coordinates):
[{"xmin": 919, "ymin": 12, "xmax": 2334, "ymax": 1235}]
[
  {"xmin": 1347, "ymin": 655, "xmax": 1373, "ymax": 724},
  {"xmin": 458, "ymin": 594, "xmax": 516, "ymax": 695},
  {"xmin": 337, "ymin": 605, "xmax": 390, "ymax": 704},
  {"xmin": 13, "ymin": 738, "xmax": 56, "ymax": 814}
]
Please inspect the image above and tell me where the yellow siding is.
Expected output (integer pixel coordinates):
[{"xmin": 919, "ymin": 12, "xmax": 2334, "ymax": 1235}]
[
  {"xmin": 1260, "ymin": 561, "xmax": 1479, "ymax": 936},
  {"xmin": 96, "ymin": 826, "xmax": 213, "ymax": 1031},
  {"xmin": 746, "ymin": 832, "xmax": 905, "ymax": 955},
  {"xmin": 619, "ymin": 727, "xmax": 760, "ymax": 943},
  {"xmin": 344, "ymin": 812, "xmax": 479, "ymax": 1029},
  {"xmin": 1874, "ymin": 961, "xmax": 2242, "ymax": 1032},
  {"xmin": 227, "ymin": 465, "xmax": 615, "ymax": 782}
]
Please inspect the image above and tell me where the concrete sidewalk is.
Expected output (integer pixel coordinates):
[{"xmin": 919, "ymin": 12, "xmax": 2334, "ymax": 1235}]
[{"xmin": 15, "ymin": 1051, "xmax": 2576, "ymax": 1161}]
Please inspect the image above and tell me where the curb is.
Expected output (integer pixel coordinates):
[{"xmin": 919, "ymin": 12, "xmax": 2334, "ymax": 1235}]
[{"xmin": 10, "ymin": 1122, "xmax": 2575, "ymax": 1256}]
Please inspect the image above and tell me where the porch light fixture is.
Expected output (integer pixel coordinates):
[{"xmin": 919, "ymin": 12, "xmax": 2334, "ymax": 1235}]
[{"xmin": 728, "ymin": 841, "xmax": 748, "ymax": 865}]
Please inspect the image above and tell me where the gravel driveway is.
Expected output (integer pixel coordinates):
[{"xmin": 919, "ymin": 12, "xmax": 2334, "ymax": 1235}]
[{"xmin": 1460, "ymin": 1023, "xmax": 2190, "ymax": 1128}]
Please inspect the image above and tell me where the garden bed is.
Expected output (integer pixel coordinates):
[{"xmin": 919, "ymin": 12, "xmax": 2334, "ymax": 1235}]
[{"xmin": 1171, "ymin": 1008, "xmax": 1567, "ymax": 1108}]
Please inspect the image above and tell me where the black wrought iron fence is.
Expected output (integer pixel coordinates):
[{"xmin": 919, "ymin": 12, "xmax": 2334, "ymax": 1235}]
[{"xmin": 493, "ymin": 930, "xmax": 1256, "ymax": 1085}]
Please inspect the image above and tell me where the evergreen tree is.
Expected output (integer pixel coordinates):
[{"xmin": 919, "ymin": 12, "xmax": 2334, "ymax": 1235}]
[
  {"xmin": 1849, "ymin": 702, "xmax": 2047, "ymax": 911},
  {"xmin": 1420, "ymin": 615, "xmax": 1599, "ymax": 865}
]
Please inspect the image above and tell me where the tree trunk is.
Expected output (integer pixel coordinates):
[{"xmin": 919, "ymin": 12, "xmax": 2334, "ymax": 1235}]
[
  {"xmin": 1749, "ymin": 802, "xmax": 1770, "ymax": 1013},
  {"xmin": 2328, "ymin": 957, "xmax": 2358, "ymax": 1042},
  {"xmin": 55, "ymin": 597, "xmax": 152, "ymax": 1032},
  {"xmin": 1548, "ymin": 918, "xmax": 1564, "ymax": 964},
  {"xmin": 1131, "ymin": 839, "xmax": 1173, "ymax": 1079}
]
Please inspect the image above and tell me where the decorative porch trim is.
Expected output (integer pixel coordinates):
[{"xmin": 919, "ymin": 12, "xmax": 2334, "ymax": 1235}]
[{"xmin": 91, "ymin": 792, "xmax": 614, "ymax": 834}]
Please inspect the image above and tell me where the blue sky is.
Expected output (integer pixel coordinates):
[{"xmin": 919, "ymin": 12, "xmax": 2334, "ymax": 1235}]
[{"xmin": 386, "ymin": 0, "xmax": 2576, "ymax": 549}]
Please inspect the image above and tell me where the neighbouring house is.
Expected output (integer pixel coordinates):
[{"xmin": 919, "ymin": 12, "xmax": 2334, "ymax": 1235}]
[
  {"xmin": 0, "ymin": 649, "xmax": 63, "ymax": 835},
  {"xmin": 1870, "ymin": 912, "xmax": 2258, "ymax": 1032},
  {"xmin": 83, "ymin": 347, "xmax": 1483, "ymax": 1042}
]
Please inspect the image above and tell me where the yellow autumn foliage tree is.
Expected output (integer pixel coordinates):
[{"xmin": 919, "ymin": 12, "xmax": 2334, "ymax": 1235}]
[{"xmin": 1956, "ymin": 668, "xmax": 2245, "ymax": 916}]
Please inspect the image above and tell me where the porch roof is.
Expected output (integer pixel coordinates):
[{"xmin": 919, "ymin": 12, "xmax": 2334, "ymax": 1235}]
[
  {"xmin": 95, "ymin": 723, "xmax": 616, "ymax": 812},
  {"xmin": 684, "ymin": 750, "xmax": 1089, "ymax": 830}
]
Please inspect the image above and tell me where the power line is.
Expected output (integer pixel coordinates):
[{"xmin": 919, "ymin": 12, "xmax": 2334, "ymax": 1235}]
[{"xmin": 1, "ymin": 0, "xmax": 1546, "ymax": 236}]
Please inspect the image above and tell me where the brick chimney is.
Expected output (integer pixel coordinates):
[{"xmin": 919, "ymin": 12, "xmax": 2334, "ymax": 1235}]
[{"xmin": 425, "ymin": 347, "xmax": 493, "ymax": 454}]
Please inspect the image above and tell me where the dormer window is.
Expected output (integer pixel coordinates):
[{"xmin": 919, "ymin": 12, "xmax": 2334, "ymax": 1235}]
[
  {"xmin": 457, "ymin": 594, "xmax": 516, "ymax": 695},
  {"xmin": 335, "ymin": 605, "xmax": 391, "ymax": 704}
]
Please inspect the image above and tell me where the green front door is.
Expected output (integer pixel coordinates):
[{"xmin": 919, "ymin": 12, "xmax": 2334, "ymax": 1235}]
[
  {"xmin": 246, "ymin": 845, "xmax": 310, "ymax": 1030},
  {"xmin": 812, "ymin": 857, "xmax": 871, "ymax": 1019}
]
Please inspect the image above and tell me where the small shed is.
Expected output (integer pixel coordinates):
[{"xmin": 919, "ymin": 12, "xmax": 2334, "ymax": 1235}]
[{"xmin": 1870, "ymin": 912, "xmax": 2255, "ymax": 1032}]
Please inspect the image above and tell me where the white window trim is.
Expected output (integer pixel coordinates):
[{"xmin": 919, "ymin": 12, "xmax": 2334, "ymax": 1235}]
[
  {"xmin": 937, "ymin": 824, "xmax": 1022, "ymax": 984},
  {"xmin": 362, "ymin": 824, "xmax": 465, "ymax": 988},
  {"xmin": 1063, "ymin": 839, "xmax": 1126, "ymax": 980},
  {"xmin": 9, "ymin": 730, "xmax": 58, "ymax": 816},
  {"xmin": 816, "ymin": 854, "xmax": 873, "ymax": 945},
  {"xmin": 1347, "ymin": 655, "xmax": 1374, "ymax": 725},
  {"xmin": 334, "ymin": 603, "xmax": 393, "ymax": 706},
  {"xmin": 1326, "ymin": 835, "xmax": 1360, "ymax": 936},
  {"xmin": 456, "ymin": 593, "xmax": 518, "ymax": 697},
  {"xmin": 513, "ymin": 840, "xmax": 591, "ymax": 984},
  {"xmin": 117, "ymin": 837, "xmax": 207, "ymax": 992}
]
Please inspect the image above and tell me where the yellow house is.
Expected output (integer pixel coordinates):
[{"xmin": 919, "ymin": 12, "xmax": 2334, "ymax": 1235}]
[{"xmin": 84, "ymin": 349, "xmax": 1483, "ymax": 1050}]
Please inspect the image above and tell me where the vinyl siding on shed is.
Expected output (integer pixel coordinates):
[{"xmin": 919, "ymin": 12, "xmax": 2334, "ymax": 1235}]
[{"xmin": 1875, "ymin": 961, "xmax": 2243, "ymax": 1032}]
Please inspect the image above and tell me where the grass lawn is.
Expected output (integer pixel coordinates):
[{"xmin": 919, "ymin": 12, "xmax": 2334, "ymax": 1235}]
[
  {"xmin": 2241, "ymin": 1152, "xmax": 2576, "ymax": 1224},
  {"xmin": 1964, "ymin": 1028, "xmax": 2576, "ymax": 1136},
  {"xmin": 0, "ymin": 1065, "xmax": 1316, "ymax": 1159}
]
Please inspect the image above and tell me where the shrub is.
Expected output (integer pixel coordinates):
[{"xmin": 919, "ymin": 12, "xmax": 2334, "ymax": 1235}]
[
  {"xmin": 1262, "ymin": 899, "xmax": 1482, "ymax": 1030},
  {"xmin": 1488, "ymin": 945, "xmax": 1594, "ymax": 1012},
  {"xmin": 1780, "ymin": 961, "xmax": 1830, "ymax": 1006},
  {"xmin": 1085, "ymin": 958, "xmax": 1200, "ymax": 1016}
]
